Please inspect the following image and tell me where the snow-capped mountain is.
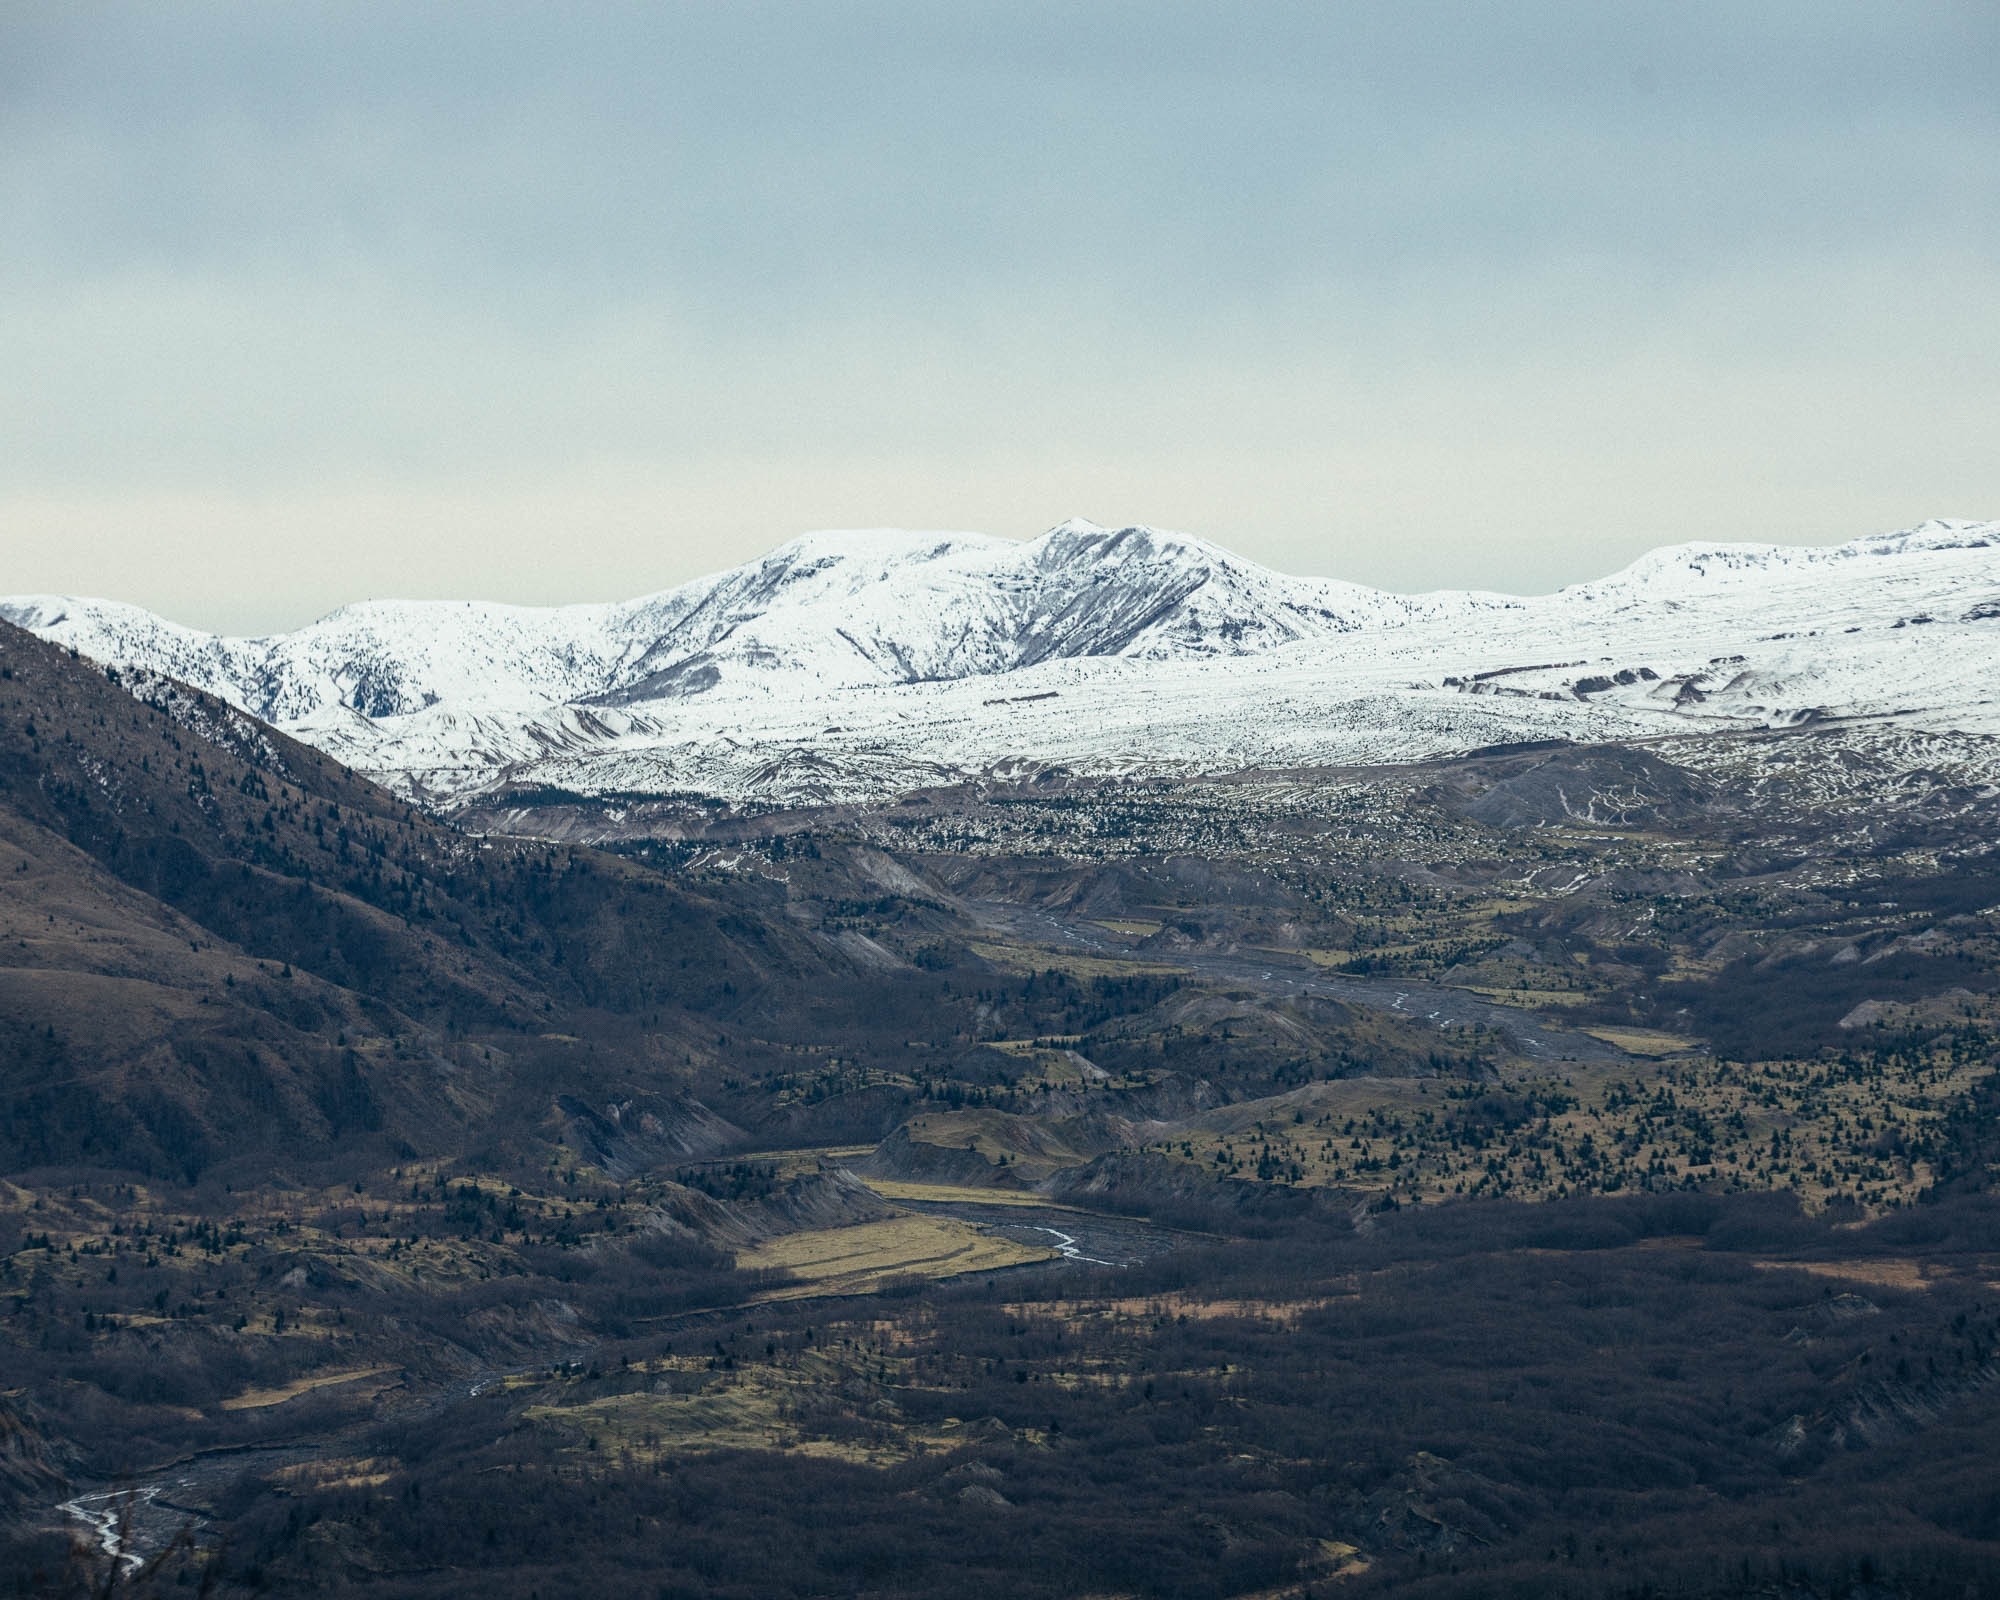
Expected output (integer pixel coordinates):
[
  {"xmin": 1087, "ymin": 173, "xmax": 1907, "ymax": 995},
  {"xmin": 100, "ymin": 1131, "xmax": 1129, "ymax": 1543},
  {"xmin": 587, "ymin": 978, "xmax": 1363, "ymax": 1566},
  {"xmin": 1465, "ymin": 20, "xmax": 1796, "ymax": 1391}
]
[
  {"xmin": 1, "ymin": 521, "xmax": 1451, "ymax": 721},
  {"xmin": 7, "ymin": 517, "xmax": 1999, "ymax": 810}
]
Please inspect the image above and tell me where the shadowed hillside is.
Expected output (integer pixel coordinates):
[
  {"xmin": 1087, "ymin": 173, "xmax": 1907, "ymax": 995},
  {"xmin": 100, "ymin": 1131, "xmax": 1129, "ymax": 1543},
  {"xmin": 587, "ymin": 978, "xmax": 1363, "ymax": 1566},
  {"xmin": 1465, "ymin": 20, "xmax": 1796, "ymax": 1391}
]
[{"xmin": 0, "ymin": 621, "xmax": 838, "ymax": 1181}]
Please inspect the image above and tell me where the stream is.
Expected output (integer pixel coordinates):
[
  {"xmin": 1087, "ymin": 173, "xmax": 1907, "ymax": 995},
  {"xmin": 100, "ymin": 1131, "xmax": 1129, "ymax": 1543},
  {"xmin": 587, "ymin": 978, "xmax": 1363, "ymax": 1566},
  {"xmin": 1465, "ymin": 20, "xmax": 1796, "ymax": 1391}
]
[
  {"xmin": 901, "ymin": 1198, "xmax": 1183, "ymax": 1270},
  {"xmin": 58, "ymin": 1486, "xmax": 161, "ymax": 1576},
  {"xmin": 57, "ymin": 1443, "xmax": 321, "ymax": 1574}
]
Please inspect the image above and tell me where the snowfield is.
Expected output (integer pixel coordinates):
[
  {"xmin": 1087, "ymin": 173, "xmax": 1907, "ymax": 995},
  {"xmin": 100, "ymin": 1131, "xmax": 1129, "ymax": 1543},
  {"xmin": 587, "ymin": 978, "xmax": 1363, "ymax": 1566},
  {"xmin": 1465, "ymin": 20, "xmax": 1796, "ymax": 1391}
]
[{"xmin": 8, "ymin": 517, "xmax": 1999, "ymax": 809}]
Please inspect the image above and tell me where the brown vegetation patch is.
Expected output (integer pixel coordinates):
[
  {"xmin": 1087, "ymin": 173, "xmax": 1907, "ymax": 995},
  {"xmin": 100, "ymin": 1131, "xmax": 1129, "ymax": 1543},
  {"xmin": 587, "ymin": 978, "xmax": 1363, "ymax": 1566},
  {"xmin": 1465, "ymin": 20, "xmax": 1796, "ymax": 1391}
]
[
  {"xmin": 1008, "ymin": 1292, "xmax": 1350, "ymax": 1328},
  {"xmin": 741, "ymin": 1215, "xmax": 1053, "ymax": 1299},
  {"xmin": 857, "ymin": 1178, "xmax": 1058, "ymax": 1207},
  {"xmin": 219, "ymin": 1364, "xmax": 401, "ymax": 1410},
  {"xmin": 1752, "ymin": 1257, "xmax": 1946, "ymax": 1291}
]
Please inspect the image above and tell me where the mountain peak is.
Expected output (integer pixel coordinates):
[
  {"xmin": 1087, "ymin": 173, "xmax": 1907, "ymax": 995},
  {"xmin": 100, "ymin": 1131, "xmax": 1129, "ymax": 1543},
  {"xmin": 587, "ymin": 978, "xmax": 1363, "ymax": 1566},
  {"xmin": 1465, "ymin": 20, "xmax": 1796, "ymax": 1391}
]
[{"xmin": 1028, "ymin": 519, "xmax": 1233, "ymax": 572}]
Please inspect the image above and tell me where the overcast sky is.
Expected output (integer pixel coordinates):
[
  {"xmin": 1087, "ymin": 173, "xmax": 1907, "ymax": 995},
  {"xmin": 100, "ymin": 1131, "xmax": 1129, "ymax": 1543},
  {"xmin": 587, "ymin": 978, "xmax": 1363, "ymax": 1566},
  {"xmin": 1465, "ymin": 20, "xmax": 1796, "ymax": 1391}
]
[{"xmin": 3, "ymin": 3, "xmax": 1996, "ymax": 633}]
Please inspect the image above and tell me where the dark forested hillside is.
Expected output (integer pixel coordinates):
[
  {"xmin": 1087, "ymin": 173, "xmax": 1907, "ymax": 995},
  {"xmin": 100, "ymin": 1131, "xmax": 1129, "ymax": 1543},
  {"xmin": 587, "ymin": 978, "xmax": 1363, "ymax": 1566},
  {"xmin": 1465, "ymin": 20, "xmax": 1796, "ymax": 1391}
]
[{"xmin": 0, "ymin": 619, "xmax": 842, "ymax": 1180}]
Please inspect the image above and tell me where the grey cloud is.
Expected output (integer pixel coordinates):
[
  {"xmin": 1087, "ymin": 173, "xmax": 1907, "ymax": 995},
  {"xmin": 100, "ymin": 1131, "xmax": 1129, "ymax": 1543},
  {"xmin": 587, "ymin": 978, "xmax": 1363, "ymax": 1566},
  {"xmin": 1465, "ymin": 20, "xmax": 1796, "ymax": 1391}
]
[{"xmin": 0, "ymin": 3, "xmax": 1995, "ymax": 627}]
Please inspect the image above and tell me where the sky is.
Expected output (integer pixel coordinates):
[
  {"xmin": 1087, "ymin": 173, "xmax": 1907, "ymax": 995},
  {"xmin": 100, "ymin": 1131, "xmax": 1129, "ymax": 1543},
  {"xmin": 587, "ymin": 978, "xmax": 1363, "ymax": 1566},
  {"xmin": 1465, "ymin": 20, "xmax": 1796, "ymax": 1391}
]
[{"xmin": 3, "ymin": 3, "xmax": 1997, "ymax": 635}]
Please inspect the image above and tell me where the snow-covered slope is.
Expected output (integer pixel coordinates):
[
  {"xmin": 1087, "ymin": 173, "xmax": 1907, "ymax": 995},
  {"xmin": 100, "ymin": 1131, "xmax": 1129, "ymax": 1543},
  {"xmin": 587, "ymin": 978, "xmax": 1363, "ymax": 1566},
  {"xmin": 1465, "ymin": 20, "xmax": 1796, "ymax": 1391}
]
[
  {"xmin": 3, "ymin": 521, "xmax": 1445, "ymax": 718},
  {"xmin": 8, "ymin": 517, "xmax": 1998, "ymax": 810}
]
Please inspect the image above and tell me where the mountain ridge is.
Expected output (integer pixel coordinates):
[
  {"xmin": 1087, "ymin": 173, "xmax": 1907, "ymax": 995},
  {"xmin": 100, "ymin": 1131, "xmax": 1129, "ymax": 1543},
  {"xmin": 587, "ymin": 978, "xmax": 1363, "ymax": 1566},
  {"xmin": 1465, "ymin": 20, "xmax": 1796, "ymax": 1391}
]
[{"xmin": 8, "ymin": 516, "xmax": 1999, "ymax": 812}]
